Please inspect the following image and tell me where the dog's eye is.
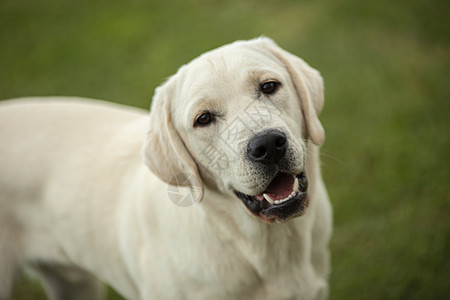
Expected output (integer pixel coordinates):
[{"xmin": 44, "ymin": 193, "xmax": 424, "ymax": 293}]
[
  {"xmin": 195, "ymin": 112, "xmax": 214, "ymax": 127},
  {"xmin": 261, "ymin": 81, "xmax": 280, "ymax": 95}
]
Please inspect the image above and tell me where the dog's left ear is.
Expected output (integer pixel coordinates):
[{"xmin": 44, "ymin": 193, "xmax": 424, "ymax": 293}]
[
  {"xmin": 259, "ymin": 38, "xmax": 325, "ymax": 145},
  {"xmin": 142, "ymin": 79, "xmax": 204, "ymax": 204}
]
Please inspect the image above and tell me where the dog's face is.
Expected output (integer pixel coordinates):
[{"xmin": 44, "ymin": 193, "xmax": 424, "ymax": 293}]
[{"xmin": 143, "ymin": 38, "xmax": 325, "ymax": 224}]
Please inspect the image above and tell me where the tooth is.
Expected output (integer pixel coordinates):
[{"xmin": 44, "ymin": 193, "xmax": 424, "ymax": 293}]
[
  {"xmin": 263, "ymin": 193, "xmax": 275, "ymax": 204},
  {"xmin": 293, "ymin": 177, "xmax": 299, "ymax": 192}
]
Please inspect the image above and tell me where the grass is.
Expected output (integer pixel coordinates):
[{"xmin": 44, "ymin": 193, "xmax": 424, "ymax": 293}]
[{"xmin": 1, "ymin": 0, "xmax": 449, "ymax": 299}]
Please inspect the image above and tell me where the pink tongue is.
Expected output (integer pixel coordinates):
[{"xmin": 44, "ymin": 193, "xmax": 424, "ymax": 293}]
[{"xmin": 264, "ymin": 173, "xmax": 295, "ymax": 200}]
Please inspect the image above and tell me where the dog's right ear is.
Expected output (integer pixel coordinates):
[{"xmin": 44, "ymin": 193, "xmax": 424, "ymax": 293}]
[
  {"xmin": 258, "ymin": 37, "xmax": 325, "ymax": 146},
  {"xmin": 142, "ymin": 80, "xmax": 204, "ymax": 204}
]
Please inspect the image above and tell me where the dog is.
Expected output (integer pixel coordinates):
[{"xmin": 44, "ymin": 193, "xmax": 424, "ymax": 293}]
[{"xmin": 0, "ymin": 37, "xmax": 332, "ymax": 300}]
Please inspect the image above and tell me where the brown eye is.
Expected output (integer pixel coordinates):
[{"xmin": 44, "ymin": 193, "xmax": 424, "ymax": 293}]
[
  {"xmin": 261, "ymin": 81, "xmax": 280, "ymax": 95},
  {"xmin": 195, "ymin": 112, "xmax": 214, "ymax": 127}
]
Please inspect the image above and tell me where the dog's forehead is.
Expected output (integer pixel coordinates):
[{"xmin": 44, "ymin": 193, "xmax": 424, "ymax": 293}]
[
  {"xmin": 191, "ymin": 42, "xmax": 280, "ymax": 75},
  {"xmin": 177, "ymin": 42, "xmax": 285, "ymax": 100}
]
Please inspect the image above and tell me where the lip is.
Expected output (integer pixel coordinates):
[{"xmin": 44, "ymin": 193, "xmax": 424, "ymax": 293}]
[{"xmin": 234, "ymin": 171, "xmax": 309, "ymax": 224}]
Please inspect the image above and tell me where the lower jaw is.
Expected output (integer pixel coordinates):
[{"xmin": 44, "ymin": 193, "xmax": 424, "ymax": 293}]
[
  {"xmin": 234, "ymin": 172, "xmax": 310, "ymax": 224},
  {"xmin": 236, "ymin": 191, "xmax": 310, "ymax": 224},
  {"xmin": 257, "ymin": 192, "xmax": 310, "ymax": 224}
]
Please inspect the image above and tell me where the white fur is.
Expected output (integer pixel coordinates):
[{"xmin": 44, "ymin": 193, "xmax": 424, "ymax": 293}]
[{"xmin": 0, "ymin": 38, "xmax": 332, "ymax": 300}]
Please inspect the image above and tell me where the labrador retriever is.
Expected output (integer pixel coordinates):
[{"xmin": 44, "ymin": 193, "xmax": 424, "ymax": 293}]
[{"xmin": 0, "ymin": 38, "xmax": 332, "ymax": 300}]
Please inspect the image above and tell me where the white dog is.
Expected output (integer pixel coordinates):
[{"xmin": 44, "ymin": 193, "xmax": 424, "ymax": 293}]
[{"xmin": 0, "ymin": 38, "xmax": 332, "ymax": 300}]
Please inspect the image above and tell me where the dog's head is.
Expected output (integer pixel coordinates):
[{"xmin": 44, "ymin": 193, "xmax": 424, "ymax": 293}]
[{"xmin": 142, "ymin": 38, "xmax": 324, "ymax": 224}]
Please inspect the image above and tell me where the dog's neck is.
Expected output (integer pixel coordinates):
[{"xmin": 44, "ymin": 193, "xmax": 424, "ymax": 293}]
[{"xmin": 196, "ymin": 187, "xmax": 316, "ymax": 279}]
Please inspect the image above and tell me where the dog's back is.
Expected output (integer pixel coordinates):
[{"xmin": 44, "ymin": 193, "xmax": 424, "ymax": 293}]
[{"xmin": 0, "ymin": 98, "xmax": 147, "ymax": 210}]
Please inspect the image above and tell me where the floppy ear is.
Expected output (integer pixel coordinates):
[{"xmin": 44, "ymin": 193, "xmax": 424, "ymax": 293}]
[
  {"xmin": 260, "ymin": 38, "xmax": 325, "ymax": 145},
  {"xmin": 142, "ymin": 79, "xmax": 204, "ymax": 204}
]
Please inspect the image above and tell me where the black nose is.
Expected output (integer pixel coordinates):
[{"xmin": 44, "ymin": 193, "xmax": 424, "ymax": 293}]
[{"xmin": 247, "ymin": 130, "xmax": 288, "ymax": 165}]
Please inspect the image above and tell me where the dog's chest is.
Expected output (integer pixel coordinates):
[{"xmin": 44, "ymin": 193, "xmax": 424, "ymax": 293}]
[{"xmin": 184, "ymin": 231, "xmax": 319, "ymax": 299}]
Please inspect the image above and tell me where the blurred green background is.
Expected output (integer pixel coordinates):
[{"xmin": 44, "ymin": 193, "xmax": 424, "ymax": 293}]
[{"xmin": 1, "ymin": 0, "xmax": 448, "ymax": 299}]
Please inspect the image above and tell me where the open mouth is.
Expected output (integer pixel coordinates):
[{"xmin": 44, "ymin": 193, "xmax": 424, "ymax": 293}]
[{"xmin": 234, "ymin": 171, "xmax": 309, "ymax": 224}]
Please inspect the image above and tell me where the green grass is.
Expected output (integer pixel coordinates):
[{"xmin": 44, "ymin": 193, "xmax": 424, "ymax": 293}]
[{"xmin": 1, "ymin": 0, "xmax": 449, "ymax": 299}]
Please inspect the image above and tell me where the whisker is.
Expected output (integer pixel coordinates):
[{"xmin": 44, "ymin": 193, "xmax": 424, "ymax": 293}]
[{"xmin": 320, "ymin": 151, "xmax": 343, "ymax": 167}]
